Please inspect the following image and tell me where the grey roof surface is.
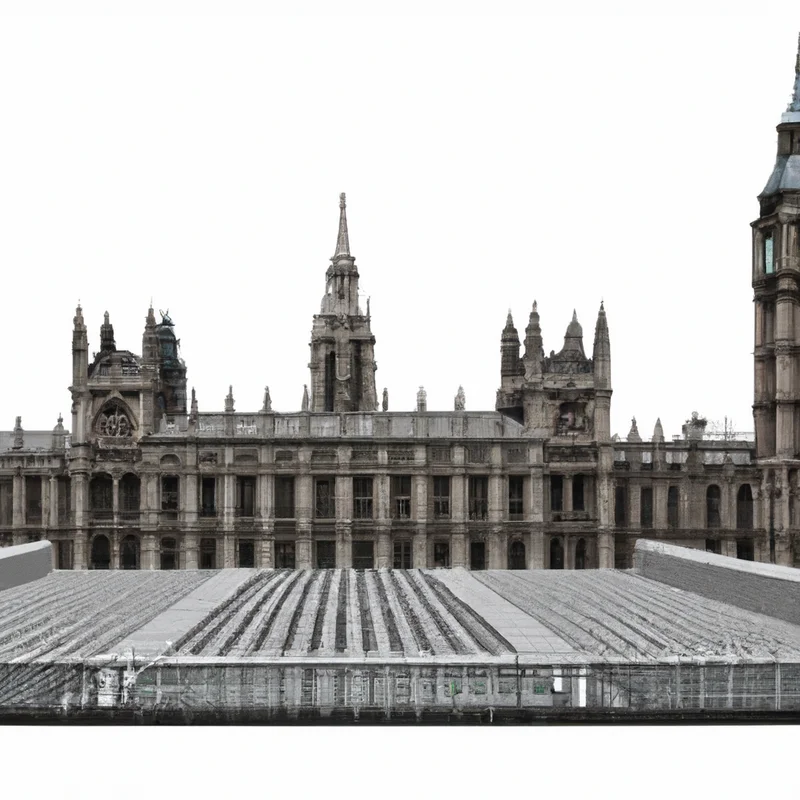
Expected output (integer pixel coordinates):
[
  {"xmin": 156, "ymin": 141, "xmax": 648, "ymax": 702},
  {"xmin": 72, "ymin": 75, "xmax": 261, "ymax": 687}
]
[
  {"xmin": 2, "ymin": 568, "xmax": 800, "ymax": 666},
  {"xmin": 760, "ymin": 154, "xmax": 800, "ymax": 197}
]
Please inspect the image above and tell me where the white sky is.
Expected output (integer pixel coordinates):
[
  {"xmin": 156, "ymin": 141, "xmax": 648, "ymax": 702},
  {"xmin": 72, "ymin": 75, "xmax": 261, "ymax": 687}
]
[{"xmin": 2, "ymin": 8, "xmax": 800, "ymax": 441}]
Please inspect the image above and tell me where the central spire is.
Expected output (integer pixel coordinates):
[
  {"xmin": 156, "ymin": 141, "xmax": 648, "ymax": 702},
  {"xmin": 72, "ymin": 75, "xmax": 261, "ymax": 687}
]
[
  {"xmin": 333, "ymin": 192, "xmax": 351, "ymax": 260},
  {"xmin": 785, "ymin": 32, "xmax": 800, "ymax": 118}
]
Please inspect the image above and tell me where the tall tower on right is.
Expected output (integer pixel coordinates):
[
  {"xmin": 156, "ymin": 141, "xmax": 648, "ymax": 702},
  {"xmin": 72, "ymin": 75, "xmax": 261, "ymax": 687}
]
[{"xmin": 753, "ymin": 34, "xmax": 800, "ymax": 460}]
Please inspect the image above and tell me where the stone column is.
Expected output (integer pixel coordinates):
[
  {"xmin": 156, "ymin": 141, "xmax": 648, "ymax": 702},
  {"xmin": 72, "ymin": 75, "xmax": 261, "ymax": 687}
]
[
  {"xmin": 73, "ymin": 531, "xmax": 87, "ymax": 571},
  {"xmin": 184, "ymin": 473, "xmax": 198, "ymax": 527},
  {"xmin": 41, "ymin": 477, "xmax": 50, "ymax": 530},
  {"xmin": 721, "ymin": 480, "xmax": 733, "ymax": 530},
  {"xmin": 653, "ymin": 481, "xmax": 668, "ymax": 530},
  {"xmin": 530, "ymin": 529, "xmax": 545, "ymax": 569},
  {"xmin": 597, "ymin": 530, "xmax": 614, "ymax": 569},
  {"xmin": 296, "ymin": 472, "xmax": 313, "ymax": 569},
  {"xmin": 110, "ymin": 530, "xmax": 120, "ymax": 570},
  {"xmin": 111, "ymin": 475, "xmax": 120, "ymax": 528},
  {"xmin": 142, "ymin": 533, "xmax": 157, "ymax": 570},
  {"xmin": 184, "ymin": 532, "xmax": 199, "ymax": 569},
  {"xmin": 376, "ymin": 528, "xmax": 390, "ymax": 568},
  {"xmin": 488, "ymin": 470, "xmax": 503, "ymax": 523},
  {"xmin": 489, "ymin": 528, "xmax": 505, "ymax": 569},
  {"xmin": 413, "ymin": 526, "xmax": 428, "ymax": 568},
  {"xmin": 49, "ymin": 475, "xmax": 58, "ymax": 531},
  {"xmin": 529, "ymin": 467, "xmax": 544, "ymax": 524},
  {"xmin": 12, "ymin": 472, "xmax": 24, "ymax": 543},
  {"xmin": 261, "ymin": 521, "xmax": 275, "ymax": 568},
  {"xmin": 628, "ymin": 482, "xmax": 641, "ymax": 531},
  {"xmin": 563, "ymin": 475, "xmax": 573, "ymax": 514}
]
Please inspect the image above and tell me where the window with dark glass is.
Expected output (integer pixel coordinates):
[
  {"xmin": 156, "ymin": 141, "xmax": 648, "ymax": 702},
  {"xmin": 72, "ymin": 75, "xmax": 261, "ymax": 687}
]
[
  {"xmin": 236, "ymin": 476, "xmax": 256, "ymax": 517},
  {"xmin": 160, "ymin": 537, "xmax": 179, "ymax": 570},
  {"xmin": 469, "ymin": 476, "xmax": 489, "ymax": 520},
  {"xmin": 392, "ymin": 476, "xmax": 412, "ymax": 519},
  {"xmin": 25, "ymin": 476, "xmax": 42, "ymax": 524},
  {"xmin": 315, "ymin": 478, "xmax": 335, "ymax": 518},
  {"xmin": 201, "ymin": 477, "xmax": 217, "ymax": 517},
  {"xmin": 737, "ymin": 538, "xmax": 755, "ymax": 561},
  {"xmin": 275, "ymin": 477, "xmax": 295, "ymax": 518},
  {"xmin": 90, "ymin": 474, "xmax": 113, "ymax": 519},
  {"xmin": 551, "ymin": 475, "xmax": 564, "ymax": 513},
  {"xmin": 316, "ymin": 541, "xmax": 336, "ymax": 568},
  {"xmin": 353, "ymin": 477, "xmax": 373, "ymax": 519},
  {"xmin": 614, "ymin": 485, "xmax": 627, "ymax": 527},
  {"xmin": 275, "ymin": 542, "xmax": 296, "ymax": 568},
  {"xmin": 0, "ymin": 480, "xmax": 13, "ymax": 526},
  {"xmin": 161, "ymin": 476, "xmax": 179, "ymax": 516},
  {"xmin": 433, "ymin": 476, "xmax": 450, "ymax": 519},
  {"xmin": 238, "ymin": 539, "xmax": 255, "ymax": 567},
  {"xmin": 667, "ymin": 485, "xmax": 679, "ymax": 528},
  {"xmin": 393, "ymin": 540, "xmax": 412, "ymax": 569},
  {"xmin": 508, "ymin": 476, "xmax": 524, "ymax": 520},
  {"xmin": 706, "ymin": 485, "xmax": 721, "ymax": 528},
  {"xmin": 573, "ymin": 474, "xmax": 585, "ymax": 512},
  {"xmin": 640, "ymin": 487, "xmax": 653, "ymax": 529},
  {"xmin": 705, "ymin": 539, "xmax": 721, "ymax": 555},
  {"xmin": 433, "ymin": 541, "xmax": 450, "ymax": 568},
  {"xmin": 737, "ymin": 484, "xmax": 754, "ymax": 529},
  {"xmin": 200, "ymin": 538, "xmax": 217, "ymax": 569},
  {"xmin": 120, "ymin": 474, "xmax": 140, "ymax": 518}
]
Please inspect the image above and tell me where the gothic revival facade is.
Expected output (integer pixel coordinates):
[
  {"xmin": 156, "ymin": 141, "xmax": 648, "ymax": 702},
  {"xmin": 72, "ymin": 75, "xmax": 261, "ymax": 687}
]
[{"xmin": 2, "ymin": 41, "xmax": 800, "ymax": 572}]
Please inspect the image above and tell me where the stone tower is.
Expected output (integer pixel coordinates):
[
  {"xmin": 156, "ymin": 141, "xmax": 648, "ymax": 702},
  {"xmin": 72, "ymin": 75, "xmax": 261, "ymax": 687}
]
[
  {"xmin": 308, "ymin": 194, "xmax": 378, "ymax": 412},
  {"xmin": 753, "ymin": 34, "xmax": 800, "ymax": 460},
  {"xmin": 496, "ymin": 302, "xmax": 612, "ymax": 441}
]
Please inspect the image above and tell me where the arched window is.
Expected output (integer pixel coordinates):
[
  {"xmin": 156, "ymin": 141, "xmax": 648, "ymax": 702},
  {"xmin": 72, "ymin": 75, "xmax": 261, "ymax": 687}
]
[
  {"xmin": 575, "ymin": 538, "xmax": 587, "ymax": 570},
  {"xmin": 736, "ymin": 484, "xmax": 754, "ymax": 530},
  {"xmin": 706, "ymin": 485, "xmax": 721, "ymax": 528},
  {"xmin": 120, "ymin": 535, "xmax": 140, "ymax": 570},
  {"xmin": 90, "ymin": 535, "xmax": 111, "ymax": 570},
  {"xmin": 509, "ymin": 540, "xmax": 526, "ymax": 570},
  {"xmin": 549, "ymin": 537, "xmax": 564, "ymax": 570}
]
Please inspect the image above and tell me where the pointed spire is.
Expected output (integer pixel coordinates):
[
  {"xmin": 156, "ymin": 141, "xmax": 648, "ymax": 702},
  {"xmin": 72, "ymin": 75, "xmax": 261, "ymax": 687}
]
[
  {"xmin": 225, "ymin": 385, "xmax": 235, "ymax": 413},
  {"xmin": 652, "ymin": 417, "xmax": 665, "ymax": 443},
  {"xmin": 100, "ymin": 310, "xmax": 116, "ymax": 353},
  {"xmin": 146, "ymin": 302, "xmax": 156, "ymax": 329},
  {"xmin": 73, "ymin": 302, "xmax": 86, "ymax": 332},
  {"xmin": 189, "ymin": 387, "xmax": 198, "ymax": 422},
  {"xmin": 301, "ymin": 384, "xmax": 310, "ymax": 412},
  {"xmin": 788, "ymin": 32, "xmax": 800, "ymax": 113},
  {"xmin": 332, "ymin": 192, "xmax": 350, "ymax": 260},
  {"xmin": 416, "ymin": 386, "xmax": 427, "ymax": 412}
]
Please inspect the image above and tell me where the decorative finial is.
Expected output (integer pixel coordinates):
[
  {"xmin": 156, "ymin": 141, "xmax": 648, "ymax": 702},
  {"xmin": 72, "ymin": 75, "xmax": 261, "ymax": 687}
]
[
  {"xmin": 104, "ymin": 311, "xmax": 109, "ymax": 324},
  {"xmin": 532, "ymin": 300, "xmax": 537, "ymax": 312},
  {"xmin": 301, "ymin": 384, "xmax": 310, "ymax": 412},
  {"xmin": 225, "ymin": 385, "xmax": 235, "ymax": 413},
  {"xmin": 339, "ymin": 192, "xmax": 346, "ymax": 209},
  {"xmin": 454, "ymin": 385, "xmax": 466, "ymax": 412},
  {"xmin": 788, "ymin": 32, "xmax": 800, "ymax": 112},
  {"xmin": 416, "ymin": 386, "xmax": 427, "ymax": 413},
  {"xmin": 572, "ymin": 309, "xmax": 578, "ymax": 322},
  {"xmin": 382, "ymin": 387, "xmax": 389, "ymax": 412},
  {"xmin": 263, "ymin": 386, "xmax": 272, "ymax": 412}
]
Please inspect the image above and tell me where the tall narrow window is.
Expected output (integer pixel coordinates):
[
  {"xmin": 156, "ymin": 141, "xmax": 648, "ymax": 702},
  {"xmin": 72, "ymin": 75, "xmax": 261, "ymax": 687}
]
[
  {"xmin": 764, "ymin": 231, "xmax": 775, "ymax": 274},
  {"xmin": 433, "ymin": 542, "xmax": 450, "ymax": 568},
  {"xmin": 315, "ymin": 478, "xmax": 335, "ymax": 519},
  {"xmin": 324, "ymin": 351, "xmax": 336, "ymax": 412},
  {"xmin": 508, "ymin": 476, "xmax": 524, "ymax": 520},
  {"xmin": 161, "ymin": 476, "xmax": 179, "ymax": 518},
  {"xmin": 25, "ymin": 477, "xmax": 42, "ymax": 525},
  {"xmin": 275, "ymin": 477, "xmax": 295, "ymax": 519},
  {"xmin": 573, "ymin": 474, "xmax": 585, "ymax": 512},
  {"xmin": 550, "ymin": 475, "xmax": 564, "ymax": 512},
  {"xmin": 353, "ymin": 477, "xmax": 373, "ymax": 519},
  {"xmin": 737, "ymin": 484, "xmax": 754, "ymax": 530},
  {"xmin": 433, "ymin": 476, "xmax": 451, "ymax": 519},
  {"xmin": 706, "ymin": 485, "xmax": 721, "ymax": 528},
  {"xmin": 640, "ymin": 487, "xmax": 653, "ymax": 529},
  {"xmin": 238, "ymin": 539, "xmax": 255, "ymax": 567},
  {"xmin": 236, "ymin": 476, "xmax": 256, "ymax": 517},
  {"xmin": 391, "ymin": 476, "xmax": 412, "ymax": 519},
  {"xmin": 469, "ymin": 476, "xmax": 489, "ymax": 520},
  {"xmin": 200, "ymin": 538, "xmax": 217, "ymax": 569},
  {"xmin": 614, "ymin": 485, "xmax": 627, "ymax": 527},
  {"xmin": 275, "ymin": 542, "xmax": 296, "ymax": 568},
  {"xmin": 160, "ymin": 537, "xmax": 179, "ymax": 570},
  {"xmin": 0, "ymin": 480, "xmax": 13, "ymax": 526},
  {"xmin": 393, "ymin": 540, "xmax": 412, "ymax": 569},
  {"xmin": 201, "ymin": 477, "xmax": 217, "ymax": 517},
  {"xmin": 667, "ymin": 485, "xmax": 679, "ymax": 528}
]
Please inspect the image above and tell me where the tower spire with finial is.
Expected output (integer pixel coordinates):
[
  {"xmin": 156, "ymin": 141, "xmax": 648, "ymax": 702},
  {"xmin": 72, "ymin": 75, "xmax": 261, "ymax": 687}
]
[
  {"xmin": 789, "ymin": 32, "xmax": 800, "ymax": 113},
  {"xmin": 333, "ymin": 192, "xmax": 350, "ymax": 260}
]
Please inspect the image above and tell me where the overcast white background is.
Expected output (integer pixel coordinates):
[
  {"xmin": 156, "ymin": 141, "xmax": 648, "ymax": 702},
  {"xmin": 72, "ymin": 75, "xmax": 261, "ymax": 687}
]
[
  {"xmin": 2, "ymin": 10, "xmax": 799, "ymax": 442},
  {"xmin": 2, "ymin": 6, "xmax": 800, "ymax": 793}
]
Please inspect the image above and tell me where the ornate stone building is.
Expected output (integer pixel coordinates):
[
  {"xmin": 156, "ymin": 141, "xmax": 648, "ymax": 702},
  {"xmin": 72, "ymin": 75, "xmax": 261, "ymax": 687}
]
[{"xmin": 2, "ymin": 41, "xmax": 800, "ymax": 572}]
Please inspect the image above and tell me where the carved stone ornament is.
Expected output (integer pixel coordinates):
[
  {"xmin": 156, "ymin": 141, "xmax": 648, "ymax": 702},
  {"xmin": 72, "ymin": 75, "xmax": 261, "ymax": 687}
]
[{"xmin": 97, "ymin": 409, "xmax": 132, "ymax": 438}]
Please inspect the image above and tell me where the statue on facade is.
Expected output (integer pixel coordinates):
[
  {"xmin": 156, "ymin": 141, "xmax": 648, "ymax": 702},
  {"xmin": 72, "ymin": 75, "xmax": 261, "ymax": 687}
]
[
  {"xmin": 302, "ymin": 384, "xmax": 310, "ymax": 412},
  {"xmin": 189, "ymin": 388, "xmax": 198, "ymax": 423},
  {"xmin": 454, "ymin": 385, "xmax": 466, "ymax": 411},
  {"xmin": 159, "ymin": 413, "xmax": 169, "ymax": 433},
  {"xmin": 12, "ymin": 416, "xmax": 23, "ymax": 450},
  {"xmin": 224, "ymin": 385, "xmax": 235, "ymax": 413},
  {"xmin": 262, "ymin": 386, "xmax": 272, "ymax": 412},
  {"xmin": 382, "ymin": 387, "xmax": 389, "ymax": 412},
  {"xmin": 416, "ymin": 386, "xmax": 427, "ymax": 413}
]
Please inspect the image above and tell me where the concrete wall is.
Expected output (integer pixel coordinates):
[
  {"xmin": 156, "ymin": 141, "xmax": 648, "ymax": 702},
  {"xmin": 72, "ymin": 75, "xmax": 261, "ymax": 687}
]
[
  {"xmin": 633, "ymin": 539, "xmax": 800, "ymax": 627},
  {"xmin": 0, "ymin": 541, "xmax": 52, "ymax": 592}
]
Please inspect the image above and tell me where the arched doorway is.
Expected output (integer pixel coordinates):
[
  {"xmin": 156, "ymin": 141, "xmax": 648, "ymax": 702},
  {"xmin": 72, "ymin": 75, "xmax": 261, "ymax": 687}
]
[
  {"xmin": 90, "ymin": 534, "xmax": 111, "ymax": 570},
  {"xmin": 575, "ymin": 538, "xmax": 587, "ymax": 569},
  {"xmin": 549, "ymin": 537, "xmax": 564, "ymax": 570},
  {"xmin": 508, "ymin": 540, "xmax": 526, "ymax": 570},
  {"xmin": 120, "ymin": 535, "xmax": 140, "ymax": 570}
]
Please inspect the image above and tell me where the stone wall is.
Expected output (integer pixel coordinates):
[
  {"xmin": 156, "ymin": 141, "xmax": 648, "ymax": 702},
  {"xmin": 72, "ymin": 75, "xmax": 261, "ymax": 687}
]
[
  {"xmin": 0, "ymin": 541, "xmax": 52, "ymax": 592},
  {"xmin": 633, "ymin": 539, "xmax": 800, "ymax": 627}
]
